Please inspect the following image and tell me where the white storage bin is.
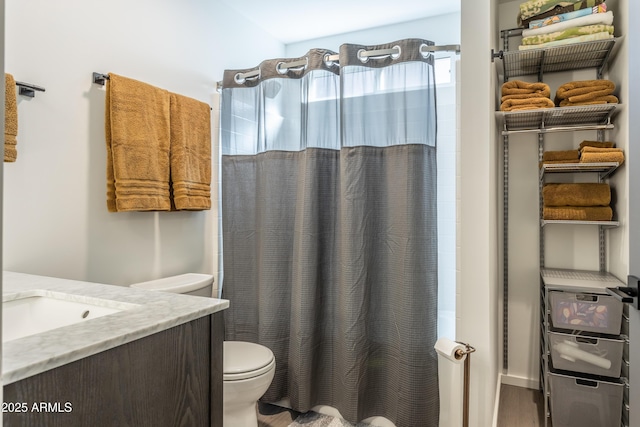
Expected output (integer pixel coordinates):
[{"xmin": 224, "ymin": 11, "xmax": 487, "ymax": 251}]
[
  {"xmin": 550, "ymin": 291, "xmax": 622, "ymax": 335},
  {"xmin": 549, "ymin": 331, "xmax": 623, "ymax": 377},
  {"xmin": 549, "ymin": 371, "xmax": 623, "ymax": 427}
]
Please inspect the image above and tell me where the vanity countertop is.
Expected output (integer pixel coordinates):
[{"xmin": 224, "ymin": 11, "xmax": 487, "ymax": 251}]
[{"xmin": 2, "ymin": 271, "xmax": 229, "ymax": 385}]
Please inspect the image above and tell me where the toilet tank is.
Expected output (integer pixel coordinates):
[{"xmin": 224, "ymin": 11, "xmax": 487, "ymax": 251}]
[{"xmin": 129, "ymin": 273, "xmax": 214, "ymax": 297}]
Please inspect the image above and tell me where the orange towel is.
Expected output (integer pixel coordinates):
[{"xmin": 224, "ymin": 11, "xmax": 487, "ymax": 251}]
[
  {"xmin": 580, "ymin": 146, "xmax": 625, "ymax": 165},
  {"xmin": 169, "ymin": 93, "xmax": 211, "ymax": 211},
  {"xmin": 4, "ymin": 73, "xmax": 18, "ymax": 162},
  {"xmin": 543, "ymin": 183, "xmax": 610, "ymax": 207},
  {"xmin": 500, "ymin": 97, "xmax": 555, "ymax": 111},
  {"xmin": 543, "ymin": 206, "xmax": 613, "ymax": 221},
  {"xmin": 542, "ymin": 150, "xmax": 579, "ymax": 162},
  {"xmin": 579, "ymin": 140, "xmax": 615, "ymax": 149},
  {"xmin": 105, "ymin": 73, "xmax": 171, "ymax": 212}
]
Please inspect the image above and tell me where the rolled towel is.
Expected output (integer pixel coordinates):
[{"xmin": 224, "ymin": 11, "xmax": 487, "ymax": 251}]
[
  {"xmin": 558, "ymin": 95, "xmax": 618, "ymax": 106},
  {"xmin": 543, "ymin": 183, "xmax": 610, "ymax": 207},
  {"xmin": 500, "ymin": 97, "xmax": 556, "ymax": 111},
  {"xmin": 106, "ymin": 73, "xmax": 171, "ymax": 212},
  {"xmin": 579, "ymin": 140, "xmax": 615, "ymax": 149},
  {"xmin": 580, "ymin": 146, "xmax": 625, "ymax": 164},
  {"xmin": 542, "ymin": 150, "xmax": 580, "ymax": 162},
  {"xmin": 4, "ymin": 73, "xmax": 18, "ymax": 162},
  {"xmin": 502, "ymin": 80, "xmax": 550, "ymax": 96},
  {"xmin": 543, "ymin": 206, "xmax": 613, "ymax": 221},
  {"xmin": 169, "ymin": 93, "xmax": 212, "ymax": 211}
]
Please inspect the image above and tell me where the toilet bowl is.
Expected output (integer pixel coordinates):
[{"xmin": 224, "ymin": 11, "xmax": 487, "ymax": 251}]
[
  {"xmin": 129, "ymin": 273, "xmax": 276, "ymax": 427},
  {"xmin": 223, "ymin": 341, "xmax": 275, "ymax": 426}
]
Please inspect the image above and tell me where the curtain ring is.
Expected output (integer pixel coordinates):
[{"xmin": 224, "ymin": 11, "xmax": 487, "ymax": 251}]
[
  {"xmin": 357, "ymin": 49, "xmax": 369, "ymax": 63},
  {"xmin": 420, "ymin": 43, "xmax": 432, "ymax": 59},
  {"xmin": 234, "ymin": 73, "xmax": 246, "ymax": 84},
  {"xmin": 391, "ymin": 45, "xmax": 401, "ymax": 60}
]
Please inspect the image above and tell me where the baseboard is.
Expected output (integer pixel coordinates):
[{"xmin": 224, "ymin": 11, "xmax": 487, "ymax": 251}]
[
  {"xmin": 491, "ymin": 373, "xmax": 502, "ymax": 427},
  {"xmin": 501, "ymin": 374, "xmax": 540, "ymax": 390}
]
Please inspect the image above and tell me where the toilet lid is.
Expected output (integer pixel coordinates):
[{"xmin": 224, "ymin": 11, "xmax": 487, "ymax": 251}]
[{"xmin": 223, "ymin": 341, "xmax": 275, "ymax": 381}]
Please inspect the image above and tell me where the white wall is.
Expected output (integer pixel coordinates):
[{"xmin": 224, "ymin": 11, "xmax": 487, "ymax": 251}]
[
  {"xmin": 285, "ymin": 13, "xmax": 460, "ymax": 57},
  {"xmin": 459, "ymin": 0, "xmax": 499, "ymax": 425},
  {"xmin": 2, "ymin": 0, "xmax": 284, "ymax": 287}
]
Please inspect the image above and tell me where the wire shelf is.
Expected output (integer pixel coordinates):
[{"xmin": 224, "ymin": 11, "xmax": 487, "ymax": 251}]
[
  {"xmin": 500, "ymin": 38, "xmax": 621, "ymax": 81},
  {"xmin": 541, "ymin": 219, "xmax": 620, "ymax": 227},
  {"xmin": 539, "ymin": 162, "xmax": 620, "ymax": 181},
  {"xmin": 497, "ymin": 104, "xmax": 617, "ymax": 134}
]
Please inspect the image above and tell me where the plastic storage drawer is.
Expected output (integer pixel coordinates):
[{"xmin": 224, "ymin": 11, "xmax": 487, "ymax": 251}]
[
  {"xmin": 549, "ymin": 331, "xmax": 623, "ymax": 377},
  {"xmin": 549, "ymin": 371, "xmax": 623, "ymax": 427},
  {"xmin": 549, "ymin": 291, "xmax": 622, "ymax": 335}
]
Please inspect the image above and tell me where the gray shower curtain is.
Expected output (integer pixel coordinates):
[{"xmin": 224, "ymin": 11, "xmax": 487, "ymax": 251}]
[{"xmin": 221, "ymin": 39, "xmax": 439, "ymax": 427}]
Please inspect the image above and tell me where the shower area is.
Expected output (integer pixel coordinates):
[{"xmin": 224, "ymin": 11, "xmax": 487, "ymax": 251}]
[{"xmin": 219, "ymin": 38, "xmax": 459, "ymax": 427}]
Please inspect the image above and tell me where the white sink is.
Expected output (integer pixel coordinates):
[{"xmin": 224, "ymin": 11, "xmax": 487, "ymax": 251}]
[{"xmin": 3, "ymin": 290, "xmax": 140, "ymax": 343}]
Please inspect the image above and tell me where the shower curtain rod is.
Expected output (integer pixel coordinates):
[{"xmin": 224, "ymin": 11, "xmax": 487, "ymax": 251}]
[{"xmin": 216, "ymin": 43, "xmax": 460, "ymax": 91}]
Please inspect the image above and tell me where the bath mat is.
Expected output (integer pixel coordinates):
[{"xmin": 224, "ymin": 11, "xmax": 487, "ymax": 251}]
[{"xmin": 288, "ymin": 411, "xmax": 379, "ymax": 427}]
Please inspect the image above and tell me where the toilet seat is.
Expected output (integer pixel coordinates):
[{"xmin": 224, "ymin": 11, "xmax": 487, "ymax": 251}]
[{"xmin": 223, "ymin": 341, "xmax": 275, "ymax": 381}]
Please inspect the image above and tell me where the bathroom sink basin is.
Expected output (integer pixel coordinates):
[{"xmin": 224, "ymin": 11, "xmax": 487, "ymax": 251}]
[{"xmin": 2, "ymin": 290, "xmax": 140, "ymax": 343}]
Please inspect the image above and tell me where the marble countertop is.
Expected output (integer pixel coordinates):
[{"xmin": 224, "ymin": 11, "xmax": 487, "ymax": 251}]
[{"xmin": 2, "ymin": 271, "xmax": 229, "ymax": 385}]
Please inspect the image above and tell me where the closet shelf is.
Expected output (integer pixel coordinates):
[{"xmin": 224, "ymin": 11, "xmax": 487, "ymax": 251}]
[
  {"xmin": 541, "ymin": 219, "xmax": 620, "ymax": 228},
  {"xmin": 541, "ymin": 268, "xmax": 625, "ymax": 292},
  {"xmin": 497, "ymin": 104, "xmax": 618, "ymax": 134},
  {"xmin": 539, "ymin": 162, "xmax": 620, "ymax": 181},
  {"xmin": 497, "ymin": 37, "xmax": 621, "ymax": 82}
]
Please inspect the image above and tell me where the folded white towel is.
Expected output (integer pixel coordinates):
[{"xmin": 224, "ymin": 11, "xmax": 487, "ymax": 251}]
[{"xmin": 522, "ymin": 10, "xmax": 613, "ymax": 38}]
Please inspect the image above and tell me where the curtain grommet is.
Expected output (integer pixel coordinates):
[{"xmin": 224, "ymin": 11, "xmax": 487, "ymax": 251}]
[{"xmin": 357, "ymin": 49, "xmax": 369, "ymax": 63}]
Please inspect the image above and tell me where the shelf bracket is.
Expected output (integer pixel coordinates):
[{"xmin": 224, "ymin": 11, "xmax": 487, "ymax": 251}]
[
  {"xmin": 491, "ymin": 49, "xmax": 503, "ymax": 63},
  {"xmin": 606, "ymin": 275, "xmax": 639, "ymax": 310}
]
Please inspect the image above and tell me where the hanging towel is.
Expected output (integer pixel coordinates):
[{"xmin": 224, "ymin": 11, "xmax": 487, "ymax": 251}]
[
  {"xmin": 579, "ymin": 140, "xmax": 615, "ymax": 149},
  {"xmin": 543, "ymin": 206, "xmax": 613, "ymax": 221},
  {"xmin": 105, "ymin": 73, "xmax": 171, "ymax": 212},
  {"xmin": 580, "ymin": 146, "xmax": 625, "ymax": 164},
  {"xmin": 4, "ymin": 73, "xmax": 18, "ymax": 162},
  {"xmin": 542, "ymin": 150, "xmax": 580, "ymax": 162},
  {"xmin": 500, "ymin": 97, "xmax": 555, "ymax": 111},
  {"xmin": 169, "ymin": 93, "xmax": 211, "ymax": 211},
  {"xmin": 543, "ymin": 183, "xmax": 610, "ymax": 207}
]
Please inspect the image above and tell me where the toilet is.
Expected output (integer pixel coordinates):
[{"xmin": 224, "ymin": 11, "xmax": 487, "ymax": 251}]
[{"xmin": 130, "ymin": 273, "xmax": 276, "ymax": 427}]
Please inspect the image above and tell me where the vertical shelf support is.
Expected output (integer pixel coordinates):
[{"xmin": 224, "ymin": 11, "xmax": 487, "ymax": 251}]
[
  {"xmin": 539, "ymin": 134, "xmax": 545, "ymax": 268},
  {"xmin": 503, "ymin": 133, "xmax": 510, "ymax": 372}
]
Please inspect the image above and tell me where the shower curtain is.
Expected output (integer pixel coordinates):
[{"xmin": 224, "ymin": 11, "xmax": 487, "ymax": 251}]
[{"xmin": 220, "ymin": 39, "xmax": 439, "ymax": 427}]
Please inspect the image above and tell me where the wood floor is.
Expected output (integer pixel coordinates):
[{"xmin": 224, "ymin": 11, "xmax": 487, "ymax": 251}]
[
  {"xmin": 497, "ymin": 385, "xmax": 548, "ymax": 427},
  {"xmin": 256, "ymin": 384, "xmax": 547, "ymax": 427}
]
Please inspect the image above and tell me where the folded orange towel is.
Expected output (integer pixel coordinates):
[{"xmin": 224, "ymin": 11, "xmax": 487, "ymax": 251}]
[
  {"xmin": 501, "ymin": 80, "xmax": 550, "ymax": 96},
  {"xmin": 556, "ymin": 79, "xmax": 615, "ymax": 100},
  {"xmin": 558, "ymin": 95, "xmax": 618, "ymax": 107},
  {"xmin": 500, "ymin": 97, "xmax": 555, "ymax": 111},
  {"xmin": 543, "ymin": 183, "xmax": 611, "ymax": 207},
  {"xmin": 542, "ymin": 150, "xmax": 579, "ymax": 162},
  {"xmin": 580, "ymin": 146, "xmax": 625, "ymax": 164},
  {"xmin": 543, "ymin": 206, "xmax": 613, "ymax": 221},
  {"xmin": 579, "ymin": 140, "xmax": 615, "ymax": 149},
  {"xmin": 4, "ymin": 73, "xmax": 18, "ymax": 162},
  {"xmin": 106, "ymin": 73, "xmax": 171, "ymax": 212},
  {"xmin": 169, "ymin": 93, "xmax": 211, "ymax": 211}
]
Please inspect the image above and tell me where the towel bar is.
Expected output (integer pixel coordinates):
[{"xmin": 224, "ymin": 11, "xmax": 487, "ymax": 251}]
[
  {"xmin": 15, "ymin": 81, "xmax": 45, "ymax": 98},
  {"xmin": 93, "ymin": 72, "xmax": 110, "ymax": 86}
]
